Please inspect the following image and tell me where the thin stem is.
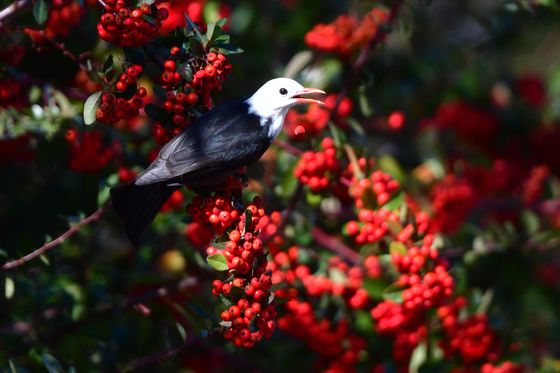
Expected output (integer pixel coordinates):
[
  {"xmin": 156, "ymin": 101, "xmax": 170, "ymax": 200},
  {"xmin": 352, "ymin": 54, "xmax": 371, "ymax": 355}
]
[
  {"xmin": 311, "ymin": 226, "xmax": 360, "ymax": 265},
  {"xmin": 1, "ymin": 205, "xmax": 107, "ymax": 271},
  {"xmin": 0, "ymin": 0, "xmax": 30, "ymax": 28}
]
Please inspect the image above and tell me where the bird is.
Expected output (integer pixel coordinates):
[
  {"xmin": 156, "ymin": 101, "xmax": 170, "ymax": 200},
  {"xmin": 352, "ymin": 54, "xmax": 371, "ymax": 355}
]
[{"xmin": 111, "ymin": 78, "xmax": 325, "ymax": 246}]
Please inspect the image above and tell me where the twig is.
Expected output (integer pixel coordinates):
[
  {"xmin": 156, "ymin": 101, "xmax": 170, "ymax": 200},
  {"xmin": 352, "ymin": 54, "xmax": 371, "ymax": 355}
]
[
  {"xmin": 0, "ymin": 0, "xmax": 30, "ymax": 28},
  {"xmin": 1, "ymin": 205, "xmax": 107, "ymax": 270},
  {"xmin": 274, "ymin": 139, "xmax": 303, "ymax": 156},
  {"xmin": 311, "ymin": 226, "xmax": 360, "ymax": 265}
]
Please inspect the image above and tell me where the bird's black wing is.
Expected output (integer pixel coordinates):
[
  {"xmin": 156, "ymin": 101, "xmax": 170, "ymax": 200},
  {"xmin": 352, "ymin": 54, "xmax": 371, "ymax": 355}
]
[{"xmin": 136, "ymin": 99, "xmax": 270, "ymax": 185}]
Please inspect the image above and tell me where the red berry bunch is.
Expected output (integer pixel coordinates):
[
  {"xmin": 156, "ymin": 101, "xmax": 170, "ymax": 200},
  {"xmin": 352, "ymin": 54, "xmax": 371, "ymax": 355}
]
[
  {"xmin": 151, "ymin": 50, "xmax": 232, "ymax": 144},
  {"xmin": 115, "ymin": 65, "xmax": 144, "ymax": 92},
  {"xmin": 160, "ymin": 190, "xmax": 185, "ymax": 212},
  {"xmin": 0, "ymin": 78, "xmax": 26, "ymax": 108},
  {"xmin": 522, "ymin": 164, "xmax": 549, "ymax": 205},
  {"xmin": 65, "ymin": 130, "xmax": 115, "ymax": 173},
  {"xmin": 345, "ymin": 208, "xmax": 399, "ymax": 245},
  {"xmin": 117, "ymin": 166, "xmax": 136, "ymax": 183},
  {"xmin": 440, "ymin": 314, "xmax": 499, "ymax": 365},
  {"xmin": 284, "ymin": 94, "xmax": 352, "ymax": 139},
  {"xmin": 350, "ymin": 169, "xmax": 400, "ymax": 208},
  {"xmin": 97, "ymin": 0, "xmax": 169, "ymax": 47},
  {"xmin": 204, "ymin": 198, "xmax": 277, "ymax": 348},
  {"xmin": 481, "ymin": 361, "xmax": 524, "ymax": 373},
  {"xmin": 391, "ymin": 238, "xmax": 439, "ymax": 274},
  {"xmin": 184, "ymin": 222, "xmax": 214, "ymax": 248},
  {"xmin": 186, "ymin": 194, "xmax": 240, "ymax": 235},
  {"xmin": 44, "ymin": 0, "xmax": 84, "ymax": 39},
  {"xmin": 218, "ymin": 295, "xmax": 277, "ymax": 348},
  {"xmin": 294, "ymin": 137, "xmax": 340, "ymax": 193},
  {"xmin": 279, "ymin": 299, "xmax": 366, "ymax": 372},
  {"xmin": 188, "ymin": 52, "xmax": 232, "ymax": 103},
  {"xmin": 95, "ymin": 90, "xmax": 145, "ymax": 125},
  {"xmin": 431, "ymin": 101, "xmax": 499, "ymax": 149},
  {"xmin": 305, "ymin": 8, "xmax": 388, "ymax": 56},
  {"xmin": 430, "ymin": 174, "xmax": 478, "ymax": 233},
  {"xmin": 400, "ymin": 266, "xmax": 454, "ymax": 312}
]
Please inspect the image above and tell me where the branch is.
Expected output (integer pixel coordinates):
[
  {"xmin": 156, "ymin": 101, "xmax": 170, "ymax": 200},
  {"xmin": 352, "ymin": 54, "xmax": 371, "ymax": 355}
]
[
  {"xmin": 311, "ymin": 226, "xmax": 360, "ymax": 265},
  {"xmin": 1, "ymin": 205, "xmax": 107, "ymax": 271},
  {"xmin": 0, "ymin": 0, "xmax": 30, "ymax": 27}
]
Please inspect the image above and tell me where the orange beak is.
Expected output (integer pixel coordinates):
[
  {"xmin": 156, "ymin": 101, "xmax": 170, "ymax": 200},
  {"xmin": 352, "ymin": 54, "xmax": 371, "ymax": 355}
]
[{"xmin": 292, "ymin": 87, "xmax": 326, "ymax": 105}]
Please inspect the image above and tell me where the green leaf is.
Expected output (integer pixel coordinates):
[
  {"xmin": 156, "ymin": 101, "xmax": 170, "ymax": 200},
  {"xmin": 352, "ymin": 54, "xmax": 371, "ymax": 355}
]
[
  {"xmin": 409, "ymin": 342, "xmax": 427, "ymax": 373},
  {"xmin": 178, "ymin": 63, "xmax": 194, "ymax": 82},
  {"xmin": 102, "ymin": 54, "xmax": 113, "ymax": 73},
  {"xmin": 389, "ymin": 241, "xmax": 407, "ymax": 255},
  {"xmin": 83, "ymin": 91, "xmax": 102, "ymax": 125},
  {"xmin": 243, "ymin": 208, "xmax": 253, "ymax": 234},
  {"xmin": 42, "ymin": 353, "xmax": 63, "ymax": 373},
  {"xmin": 142, "ymin": 14, "xmax": 156, "ymax": 25},
  {"xmin": 383, "ymin": 290, "xmax": 403, "ymax": 303},
  {"xmin": 521, "ymin": 210, "xmax": 540, "ymax": 235},
  {"xmin": 33, "ymin": 0, "xmax": 48, "ymax": 25},
  {"xmin": 175, "ymin": 322, "xmax": 187, "ymax": 342},
  {"xmin": 216, "ymin": 43, "xmax": 243, "ymax": 55},
  {"xmin": 384, "ymin": 192, "xmax": 404, "ymax": 211},
  {"xmin": 216, "ymin": 18, "xmax": 227, "ymax": 28},
  {"xmin": 212, "ymin": 34, "xmax": 230, "ymax": 44},
  {"xmin": 362, "ymin": 278, "xmax": 387, "ymax": 299},
  {"xmin": 206, "ymin": 22, "xmax": 217, "ymax": 41},
  {"xmin": 378, "ymin": 155, "xmax": 406, "ymax": 184},
  {"xmin": 206, "ymin": 254, "xmax": 228, "ymax": 271},
  {"xmin": 185, "ymin": 14, "xmax": 207, "ymax": 46},
  {"xmin": 329, "ymin": 267, "xmax": 347, "ymax": 284},
  {"xmin": 5, "ymin": 277, "xmax": 15, "ymax": 299},
  {"xmin": 354, "ymin": 309, "xmax": 374, "ymax": 334}
]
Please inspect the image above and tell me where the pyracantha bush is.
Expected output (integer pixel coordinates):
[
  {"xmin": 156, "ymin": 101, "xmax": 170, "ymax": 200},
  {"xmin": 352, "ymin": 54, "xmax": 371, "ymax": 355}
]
[{"xmin": 1, "ymin": 0, "xmax": 559, "ymax": 372}]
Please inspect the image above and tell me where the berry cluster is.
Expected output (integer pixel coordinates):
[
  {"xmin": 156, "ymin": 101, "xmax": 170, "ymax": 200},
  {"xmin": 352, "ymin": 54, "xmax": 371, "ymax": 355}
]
[
  {"xmin": 430, "ymin": 101, "xmax": 499, "ymax": 150},
  {"xmin": 350, "ymin": 169, "xmax": 400, "ymax": 207},
  {"xmin": 279, "ymin": 300, "xmax": 366, "ymax": 372},
  {"xmin": 284, "ymin": 94, "xmax": 352, "ymax": 140},
  {"xmin": 44, "ymin": 0, "xmax": 84, "ymax": 39},
  {"xmin": 115, "ymin": 65, "xmax": 143, "ymax": 92},
  {"xmin": 95, "ymin": 90, "xmax": 145, "ymax": 125},
  {"xmin": 97, "ymin": 1, "xmax": 169, "ymax": 47},
  {"xmin": 160, "ymin": 190, "xmax": 185, "ymax": 212},
  {"xmin": 65, "ymin": 130, "xmax": 115, "ymax": 173},
  {"xmin": 0, "ymin": 78, "xmax": 26, "ymax": 108},
  {"xmin": 188, "ymin": 194, "xmax": 277, "ymax": 347},
  {"xmin": 430, "ymin": 174, "xmax": 478, "ymax": 233},
  {"xmin": 305, "ymin": 8, "xmax": 388, "ymax": 56},
  {"xmin": 186, "ymin": 194, "xmax": 240, "ymax": 235},
  {"xmin": 345, "ymin": 208, "xmax": 399, "ymax": 245},
  {"xmin": 522, "ymin": 165, "xmax": 549, "ymax": 205},
  {"xmin": 152, "ymin": 50, "xmax": 232, "ymax": 144},
  {"xmin": 294, "ymin": 137, "xmax": 340, "ymax": 193}
]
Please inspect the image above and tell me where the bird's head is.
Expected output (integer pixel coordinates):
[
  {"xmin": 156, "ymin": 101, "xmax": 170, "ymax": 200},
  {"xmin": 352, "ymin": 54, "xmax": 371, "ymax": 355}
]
[{"xmin": 246, "ymin": 78, "xmax": 326, "ymax": 119}]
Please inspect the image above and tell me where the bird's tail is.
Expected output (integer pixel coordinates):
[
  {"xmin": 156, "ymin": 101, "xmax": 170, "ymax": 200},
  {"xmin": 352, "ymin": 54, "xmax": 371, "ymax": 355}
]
[{"xmin": 110, "ymin": 182, "xmax": 179, "ymax": 247}]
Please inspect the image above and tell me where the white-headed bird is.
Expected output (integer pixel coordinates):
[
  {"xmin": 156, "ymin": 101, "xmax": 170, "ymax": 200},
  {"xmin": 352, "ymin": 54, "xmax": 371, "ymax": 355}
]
[{"xmin": 111, "ymin": 78, "xmax": 325, "ymax": 246}]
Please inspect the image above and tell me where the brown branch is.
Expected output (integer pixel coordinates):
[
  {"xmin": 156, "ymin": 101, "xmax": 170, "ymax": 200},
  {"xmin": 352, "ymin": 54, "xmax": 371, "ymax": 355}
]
[
  {"xmin": 1, "ymin": 205, "xmax": 107, "ymax": 271},
  {"xmin": 311, "ymin": 226, "xmax": 360, "ymax": 265},
  {"xmin": 0, "ymin": 0, "xmax": 30, "ymax": 27},
  {"xmin": 273, "ymin": 139, "xmax": 303, "ymax": 156}
]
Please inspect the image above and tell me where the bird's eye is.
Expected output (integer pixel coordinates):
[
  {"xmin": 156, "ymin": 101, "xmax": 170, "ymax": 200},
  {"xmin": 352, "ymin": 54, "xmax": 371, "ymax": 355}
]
[{"xmin": 279, "ymin": 88, "xmax": 288, "ymax": 95}]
